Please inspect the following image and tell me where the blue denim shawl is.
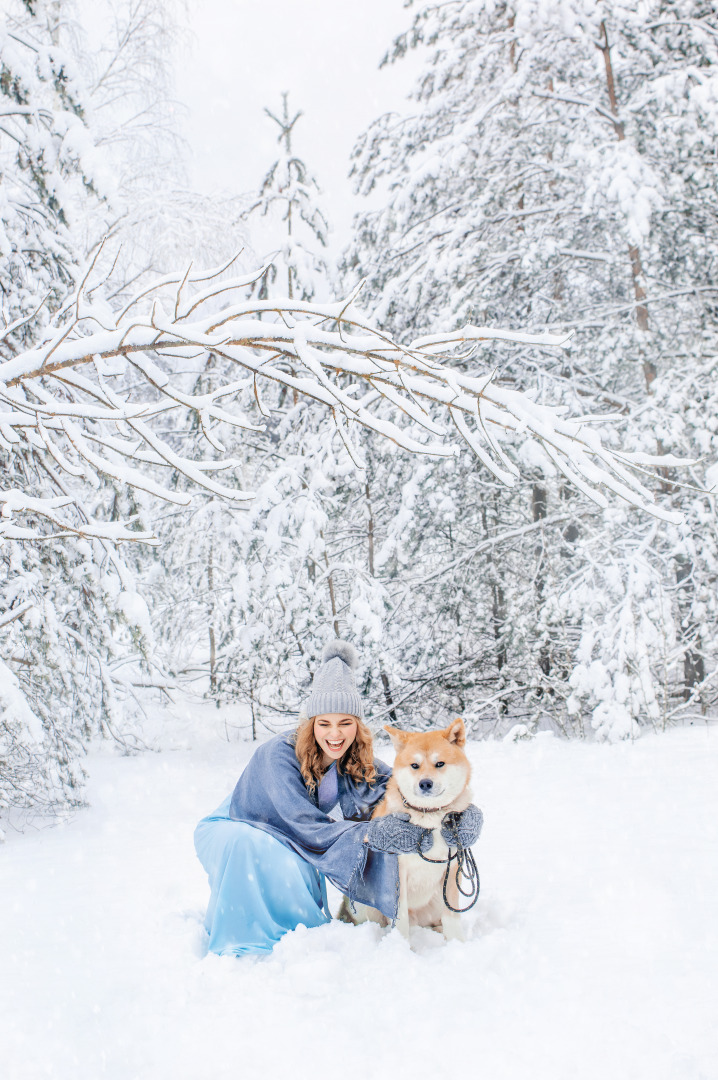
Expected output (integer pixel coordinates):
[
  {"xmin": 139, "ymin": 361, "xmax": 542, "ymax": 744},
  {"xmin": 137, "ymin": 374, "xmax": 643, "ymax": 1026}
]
[{"xmin": 229, "ymin": 733, "xmax": 398, "ymax": 920}]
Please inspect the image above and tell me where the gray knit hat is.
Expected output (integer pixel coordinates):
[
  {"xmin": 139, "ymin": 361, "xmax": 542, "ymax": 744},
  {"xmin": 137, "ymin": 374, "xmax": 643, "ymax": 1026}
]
[{"xmin": 306, "ymin": 639, "xmax": 364, "ymax": 720}]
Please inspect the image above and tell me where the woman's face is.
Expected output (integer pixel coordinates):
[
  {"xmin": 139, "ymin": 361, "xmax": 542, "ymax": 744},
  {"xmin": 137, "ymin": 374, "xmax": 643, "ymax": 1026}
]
[{"xmin": 313, "ymin": 713, "xmax": 358, "ymax": 765}]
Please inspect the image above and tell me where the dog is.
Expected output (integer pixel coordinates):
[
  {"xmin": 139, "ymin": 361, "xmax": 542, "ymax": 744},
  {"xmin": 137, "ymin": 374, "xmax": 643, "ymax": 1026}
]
[{"xmin": 340, "ymin": 718, "xmax": 473, "ymax": 942}]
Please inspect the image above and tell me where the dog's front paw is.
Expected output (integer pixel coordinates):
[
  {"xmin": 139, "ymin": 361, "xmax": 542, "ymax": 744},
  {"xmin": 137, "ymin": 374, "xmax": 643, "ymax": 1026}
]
[{"xmin": 441, "ymin": 913, "xmax": 465, "ymax": 942}]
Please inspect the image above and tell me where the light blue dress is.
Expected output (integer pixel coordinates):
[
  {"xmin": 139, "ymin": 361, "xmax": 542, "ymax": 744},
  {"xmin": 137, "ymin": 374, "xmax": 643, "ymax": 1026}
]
[{"xmin": 194, "ymin": 794, "xmax": 330, "ymax": 957}]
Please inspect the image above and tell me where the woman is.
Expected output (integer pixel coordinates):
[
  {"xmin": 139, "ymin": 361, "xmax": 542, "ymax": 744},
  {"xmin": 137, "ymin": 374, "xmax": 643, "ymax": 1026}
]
[{"xmin": 194, "ymin": 640, "xmax": 432, "ymax": 957}]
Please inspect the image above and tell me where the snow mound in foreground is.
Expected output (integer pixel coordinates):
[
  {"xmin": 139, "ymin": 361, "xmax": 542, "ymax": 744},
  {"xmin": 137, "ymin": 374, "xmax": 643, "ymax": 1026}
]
[{"xmin": 1, "ymin": 725, "xmax": 717, "ymax": 1080}]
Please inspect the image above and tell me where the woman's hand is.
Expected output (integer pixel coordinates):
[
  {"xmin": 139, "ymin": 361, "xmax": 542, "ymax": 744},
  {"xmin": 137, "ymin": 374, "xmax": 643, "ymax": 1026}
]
[
  {"xmin": 440, "ymin": 805, "xmax": 483, "ymax": 849},
  {"xmin": 365, "ymin": 813, "xmax": 433, "ymax": 855}
]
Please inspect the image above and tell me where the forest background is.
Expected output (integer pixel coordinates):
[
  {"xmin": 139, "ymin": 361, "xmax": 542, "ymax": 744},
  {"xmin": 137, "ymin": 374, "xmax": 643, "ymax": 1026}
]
[{"xmin": 2, "ymin": 0, "xmax": 718, "ymax": 818}]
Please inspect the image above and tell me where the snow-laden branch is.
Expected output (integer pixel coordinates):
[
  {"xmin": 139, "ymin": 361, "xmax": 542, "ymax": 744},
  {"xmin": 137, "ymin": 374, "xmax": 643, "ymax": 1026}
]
[{"xmin": 0, "ymin": 256, "xmax": 682, "ymax": 541}]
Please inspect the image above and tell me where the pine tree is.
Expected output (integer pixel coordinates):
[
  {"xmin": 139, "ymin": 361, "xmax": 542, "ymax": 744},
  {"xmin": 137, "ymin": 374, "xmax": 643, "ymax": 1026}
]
[{"xmin": 250, "ymin": 93, "xmax": 330, "ymax": 303}]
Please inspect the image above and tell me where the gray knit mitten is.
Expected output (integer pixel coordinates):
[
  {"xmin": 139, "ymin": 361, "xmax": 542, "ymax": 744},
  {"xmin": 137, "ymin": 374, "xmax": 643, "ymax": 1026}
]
[
  {"xmin": 440, "ymin": 804, "xmax": 483, "ymax": 849},
  {"xmin": 366, "ymin": 813, "xmax": 433, "ymax": 855}
]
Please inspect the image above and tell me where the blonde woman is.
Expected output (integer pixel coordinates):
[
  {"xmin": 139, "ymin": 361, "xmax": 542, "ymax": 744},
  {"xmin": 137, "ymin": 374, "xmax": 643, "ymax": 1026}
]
[{"xmin": 194, "ymin": 640, "xmax": 432, "ymax": 957}]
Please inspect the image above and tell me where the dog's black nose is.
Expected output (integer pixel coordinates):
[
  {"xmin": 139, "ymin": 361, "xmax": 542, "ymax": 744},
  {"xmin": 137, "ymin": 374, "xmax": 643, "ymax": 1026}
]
[{"xmin": 419, "ymin": 778, "xmax": 434, "ymax": 793}]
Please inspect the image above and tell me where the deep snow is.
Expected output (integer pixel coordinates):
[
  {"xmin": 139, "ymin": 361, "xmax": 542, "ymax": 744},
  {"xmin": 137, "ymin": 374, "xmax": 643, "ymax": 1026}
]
[{"xmin": 1, "ymin": 715, "xmax": 717, "ymax": 1080}]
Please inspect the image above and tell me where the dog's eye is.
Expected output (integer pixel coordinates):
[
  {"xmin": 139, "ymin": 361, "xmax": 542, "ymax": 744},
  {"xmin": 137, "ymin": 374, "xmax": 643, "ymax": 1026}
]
[
  {"xmin": 435, "ymin": 761, "xmax": 445, "ymax": 768},
  {"xmin": 410, "ymin": 763, "xmax": 420, "ymax": 770}
]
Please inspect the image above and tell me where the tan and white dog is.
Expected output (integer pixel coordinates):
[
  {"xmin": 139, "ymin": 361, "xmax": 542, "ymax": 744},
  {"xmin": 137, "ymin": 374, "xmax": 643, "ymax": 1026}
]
[{"xmin": 342, "ymin": 718, "xmax": 473, "ymax": 942}]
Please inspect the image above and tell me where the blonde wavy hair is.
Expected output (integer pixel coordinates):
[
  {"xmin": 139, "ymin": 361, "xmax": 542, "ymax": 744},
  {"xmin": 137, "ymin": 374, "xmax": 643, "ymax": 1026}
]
[{"xmin": 294, "ymin": 715, "xmax": 377, "ymax": 794}]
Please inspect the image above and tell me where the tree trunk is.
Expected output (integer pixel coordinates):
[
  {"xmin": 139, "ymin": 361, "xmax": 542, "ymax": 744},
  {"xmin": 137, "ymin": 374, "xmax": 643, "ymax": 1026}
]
[
  {"xmin": 482, "ymin": 499, "xmax": 508, "ymax": 713},
  {"xmin": 599, "ymin": 22, "xmax": 651, "ymax": 359},
  {"xmin": 532, "ymin": 484, "xmax": 551, "ymax": 679},
  {"xmin": 366, "ymin": 481, "xmax": 397, "ymax": 722},
  {"xmin": 320, "ymin": 531, "xmax": 340, "ymax": 638},
  {"xmin": 675, "ymin": 555, "xmax": 705, "ymax": 703},
  {"xmin": 208, "ymin": 539, "xmax": 217, "ymax": 698}
]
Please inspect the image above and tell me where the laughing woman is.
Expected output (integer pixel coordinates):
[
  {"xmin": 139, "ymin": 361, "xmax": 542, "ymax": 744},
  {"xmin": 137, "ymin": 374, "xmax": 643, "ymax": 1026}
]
[{"xmin": 194, "ymin": 640, "xmax": 431, "ymax": 957}]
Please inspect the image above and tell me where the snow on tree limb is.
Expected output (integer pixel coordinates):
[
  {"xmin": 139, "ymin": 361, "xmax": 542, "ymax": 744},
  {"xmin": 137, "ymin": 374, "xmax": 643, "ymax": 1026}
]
[
  {"xmin": 0, "ymin": 488, "xmax": 157, "ymax": 544},
  {"xmin": 0, "ymin": 256, "xmax": 682, "ymax": 541}
]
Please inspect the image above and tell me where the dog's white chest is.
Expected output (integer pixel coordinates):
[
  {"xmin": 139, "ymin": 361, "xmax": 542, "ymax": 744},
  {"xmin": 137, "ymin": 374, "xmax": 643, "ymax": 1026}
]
[{"xmin": 399, "ymin": 829, "xmax": 449, "ymax": 909}]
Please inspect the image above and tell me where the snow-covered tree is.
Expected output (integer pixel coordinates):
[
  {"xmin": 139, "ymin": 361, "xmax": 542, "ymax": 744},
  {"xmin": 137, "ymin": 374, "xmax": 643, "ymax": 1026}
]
[
  {"xmin": 0, "ymin": 0, "xmax": 106, "ymax": 349},
  {"xmin": 149, "ymin": 103, "xmax": 343, "ymax": 728},
  {"xmin": 348, "ymin": 0, "xmax": 718, "ymax": 364},
  {"xmin": 343, "ymin": 0, "xmax": 718, "ymax": 737},
  {"xmin": 0, "ymin": 0, "xmax": 158, "ymax": 811},
  {"xmin": 249, "ymin": 93, "xmax": 330, "ymax": 303},
  {"xmin": 1, "ymin": 244, "xmax": 668, "ymax": 736}
]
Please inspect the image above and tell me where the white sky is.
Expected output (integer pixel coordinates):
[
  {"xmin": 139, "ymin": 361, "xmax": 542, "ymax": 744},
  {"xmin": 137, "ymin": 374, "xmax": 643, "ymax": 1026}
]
[{"xmin": 176, "ymin": 0, "xmax": 422, "ymax": 257}]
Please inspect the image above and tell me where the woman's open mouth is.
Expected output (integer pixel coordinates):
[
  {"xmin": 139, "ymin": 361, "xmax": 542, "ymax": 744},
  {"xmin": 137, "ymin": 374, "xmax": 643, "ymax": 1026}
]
[{"xmin": 326, "ymin": 740, "xmax": 344, "ymax": 751}]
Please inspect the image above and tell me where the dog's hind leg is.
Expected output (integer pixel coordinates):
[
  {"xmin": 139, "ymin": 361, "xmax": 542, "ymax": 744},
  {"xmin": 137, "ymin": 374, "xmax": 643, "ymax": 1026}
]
[
  {"xmin": 337, "ymin": 896, "xmax": 387, "ymax": 927},
  {"xmin": 336, "ymin": 895, "xmax": 358, "ymax": 924}
]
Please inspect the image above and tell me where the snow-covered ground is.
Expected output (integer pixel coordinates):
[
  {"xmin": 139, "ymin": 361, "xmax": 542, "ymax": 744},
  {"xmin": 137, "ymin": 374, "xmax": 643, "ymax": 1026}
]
[{"xmin": 2, "ymin": 715, "xmax": 717, "ymax": 1080}]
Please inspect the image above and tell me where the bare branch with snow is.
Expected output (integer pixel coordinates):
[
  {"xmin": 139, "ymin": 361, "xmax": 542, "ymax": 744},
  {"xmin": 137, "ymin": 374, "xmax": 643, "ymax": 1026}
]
[{"xmin": 0, "ymin": 255, "xmax": 681, "ymax": 542}]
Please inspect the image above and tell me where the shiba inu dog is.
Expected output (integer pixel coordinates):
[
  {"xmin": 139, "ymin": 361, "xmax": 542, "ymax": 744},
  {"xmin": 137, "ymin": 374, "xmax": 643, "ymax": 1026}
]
[{"xmin": 341, "ymin": 718, "xmax": 473, "ymax": 942}]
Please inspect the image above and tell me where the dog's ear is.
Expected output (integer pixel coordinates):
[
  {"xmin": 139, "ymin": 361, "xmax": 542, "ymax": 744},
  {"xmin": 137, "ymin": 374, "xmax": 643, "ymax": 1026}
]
[
  {"xmin": 384, "ymin": 724, "xmax": 409, "ymax": 749},
  {"xmin": 442, "ymin": 718, "xmax": 466, "ymax": 747}
]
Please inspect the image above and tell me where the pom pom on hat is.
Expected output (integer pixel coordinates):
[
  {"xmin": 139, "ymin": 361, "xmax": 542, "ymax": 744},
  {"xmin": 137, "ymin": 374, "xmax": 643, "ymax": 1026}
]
[
  {"xmin": 321, "ymin": 639, "xmax": 358, "ymax": 669},
  {"xmin": 306, "ymin": 638, "xmax": 363, "ymax": 719}
]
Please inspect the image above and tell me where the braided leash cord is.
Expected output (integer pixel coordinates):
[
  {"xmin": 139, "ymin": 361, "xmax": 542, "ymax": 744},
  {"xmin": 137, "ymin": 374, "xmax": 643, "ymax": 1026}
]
[{"xmin": 416, "ymin": 814, "xmax": 480, "ymax": 914}]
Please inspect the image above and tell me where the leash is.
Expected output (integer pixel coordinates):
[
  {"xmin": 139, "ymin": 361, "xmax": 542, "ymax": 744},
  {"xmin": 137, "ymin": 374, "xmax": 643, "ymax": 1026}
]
[{"xmin": 415, "ymin": 812, "xmax": 480, "ymax": 913}]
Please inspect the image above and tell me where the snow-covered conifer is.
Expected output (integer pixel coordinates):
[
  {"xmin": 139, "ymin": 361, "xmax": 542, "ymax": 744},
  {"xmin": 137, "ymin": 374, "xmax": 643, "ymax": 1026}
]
[
  {"xmin": 1, "ymin": 0, "xmax": 164, "ymax": 811},
  {"xmin": 0, "ymin": 0, "xmax": 104, "ymax": 348},
  {"xmin": 344, "ymin": 0, "xmax": 718, "ymax": 736},
  {"xmin": 249, "ymin": 93, "xmax": 330, "ymax": 303}
]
